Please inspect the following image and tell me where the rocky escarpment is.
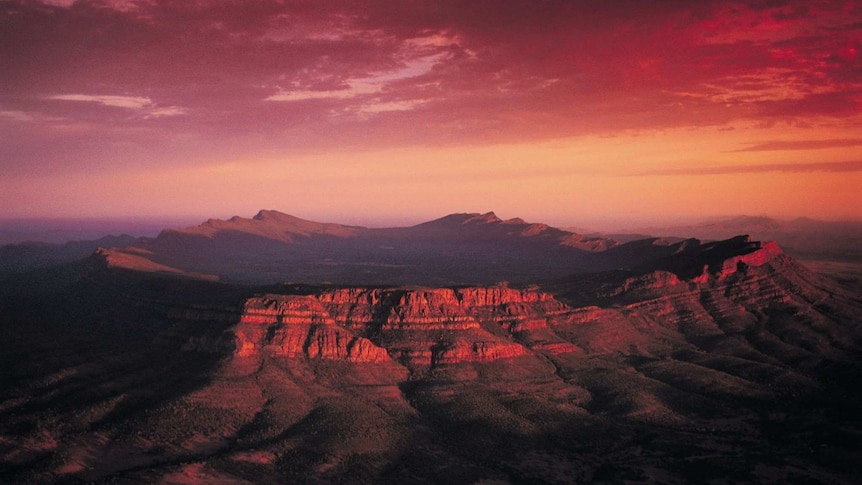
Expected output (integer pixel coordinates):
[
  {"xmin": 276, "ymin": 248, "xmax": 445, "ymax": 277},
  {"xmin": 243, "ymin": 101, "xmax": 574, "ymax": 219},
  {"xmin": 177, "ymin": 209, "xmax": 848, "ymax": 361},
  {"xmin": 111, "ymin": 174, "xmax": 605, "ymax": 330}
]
[
  {"xmin": 231, "ymin": 238, "xmax": 846, "ymax": 365},
  {"xmin": 236, "ymin": 295, "xmax": 389, "ymax": 362},
  {"xmin": 549, "ymin": 239, "xmax": 862, "ymax": 361},
  {"xmin": 693, "ymin": 239, "xmax": 786, "ymax": 283},
  {"xmin": 205, "ymin": 236, "xmax": 859, "ymax": 392},
  {"xmin": 233, "ymin": 286, "xmax": 578, "ymax": 371},
  {"xmin": 4, "ymin": 234, "xmax": 861, "ymax": 484},
  {"xmin": 227, "ymin": 239, "xmax": 851, "ymax": 372}
]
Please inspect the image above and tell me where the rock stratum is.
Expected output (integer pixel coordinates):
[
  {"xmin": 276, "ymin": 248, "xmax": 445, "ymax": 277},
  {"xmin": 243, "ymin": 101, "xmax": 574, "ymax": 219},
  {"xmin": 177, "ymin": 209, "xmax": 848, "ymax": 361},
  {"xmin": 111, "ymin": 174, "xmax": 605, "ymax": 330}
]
[
  {"xmin": 1, "ymin": 219, "xmax": 861, "ymax": 483},
  {"xmin": 233, "ymin": 286, "xmax": 569, "ymax": 370}
]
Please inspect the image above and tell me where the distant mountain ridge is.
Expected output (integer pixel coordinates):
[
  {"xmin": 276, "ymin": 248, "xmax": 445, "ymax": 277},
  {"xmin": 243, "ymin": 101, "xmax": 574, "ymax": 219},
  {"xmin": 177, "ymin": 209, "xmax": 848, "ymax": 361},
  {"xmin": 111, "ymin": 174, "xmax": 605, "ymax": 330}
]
[
  {"xmin": 9, "ymin": 211, "xmax": 858, "ymax": 283},
  {"xmin": 160, "ymin": 210, "xmax": 613, "ymax": 249},
  {"xmin": 2, "ymin": 210, "xmax": 860, "ymax": 483},
  {"xmin": 175, "ymin": 210, "xmax": 365, "ymax": 241},
  {"xmin": 92, "ymin": 210, "xmax": 623, "ymax": 285},
  {"xmin": 587, "ymin": 215, "xmax": 862, "ymax": 266},
  {"xmin": 4, "ymin": 210, "xmax": 798, "ymax": 286},
  {"xmin": 0, "ymin": 234, "xmax": 146, "ymax": 273}
]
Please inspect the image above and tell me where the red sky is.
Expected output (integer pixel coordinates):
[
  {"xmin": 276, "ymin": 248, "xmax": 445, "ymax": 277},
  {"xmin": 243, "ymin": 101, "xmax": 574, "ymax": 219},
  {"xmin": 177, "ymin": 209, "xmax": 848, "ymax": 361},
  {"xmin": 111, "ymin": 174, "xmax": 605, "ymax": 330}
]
[{"xmin": 1, "ymin": 0, "xmax": 860, "ymax": 228}]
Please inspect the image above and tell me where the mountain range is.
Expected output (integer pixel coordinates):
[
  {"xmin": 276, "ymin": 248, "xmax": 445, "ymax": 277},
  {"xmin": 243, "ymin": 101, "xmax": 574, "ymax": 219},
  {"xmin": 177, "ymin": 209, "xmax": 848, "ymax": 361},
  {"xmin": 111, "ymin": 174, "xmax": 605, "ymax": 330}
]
[
  {"xmin": 4, "ymin": 210, "xmax": 622, "ymax": 285},
  {"xmin": 602, "ymin": 215, "xmax": 862, "ymax": 265},
  {"xmin": 1, "ymin": 210, "xmax": 860, "ymax": 483}
]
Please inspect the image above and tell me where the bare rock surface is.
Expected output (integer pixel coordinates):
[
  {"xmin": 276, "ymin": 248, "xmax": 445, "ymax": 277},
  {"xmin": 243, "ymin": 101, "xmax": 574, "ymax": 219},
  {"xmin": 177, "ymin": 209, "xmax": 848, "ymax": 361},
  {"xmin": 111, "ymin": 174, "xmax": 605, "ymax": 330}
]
[{"xmin": 0, "ymin": 228, "xmax": 860, "ymax": 484}]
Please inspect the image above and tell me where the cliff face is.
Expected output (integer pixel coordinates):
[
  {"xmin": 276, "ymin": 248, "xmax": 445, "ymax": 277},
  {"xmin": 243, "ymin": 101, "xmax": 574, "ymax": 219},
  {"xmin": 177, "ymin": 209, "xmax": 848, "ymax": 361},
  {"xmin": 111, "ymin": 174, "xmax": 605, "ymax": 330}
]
[
  {"xmin": 234, "ymin": 286, "xmax": 569, "ymax": 370},
  {"xmin": 381, "ymin": 287, "xmax": 567, "ymax": 328},
  {"xmin": 240, "ymin": 295, "xmax": 336, "ymax": 326},
  {"xmin": 5, "ymin": 235, "xmax": 861, "ymax": 485},
  {"xmin": 225, "ymin": 239, "xmax": 858, "ymax": 374},
  {"xmin": 235, "ymin": 294, "xmax": 389, "ymax": 362},
  {"xmin": 691, "ymin": 240, "xmax": 786, "ymax": 283}
]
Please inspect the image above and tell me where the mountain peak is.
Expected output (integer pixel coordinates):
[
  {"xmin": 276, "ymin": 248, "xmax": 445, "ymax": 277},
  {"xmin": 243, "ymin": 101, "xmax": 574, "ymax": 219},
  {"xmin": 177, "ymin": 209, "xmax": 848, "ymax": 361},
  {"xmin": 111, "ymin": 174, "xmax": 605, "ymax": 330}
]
[
  {"xmin": 417, "ymin": 212, "xmax": 502, "ymax": 227},
  {"xmin": 160, "ymin": 210, "xmax": 364, "ymax": 244},
  {"xmin": 463, "ymin": 211, "xmax": 502, "ymax": 225},
  {"xmin": 252, "ymin": 209, "xmax": 299, "ymax": 222}
]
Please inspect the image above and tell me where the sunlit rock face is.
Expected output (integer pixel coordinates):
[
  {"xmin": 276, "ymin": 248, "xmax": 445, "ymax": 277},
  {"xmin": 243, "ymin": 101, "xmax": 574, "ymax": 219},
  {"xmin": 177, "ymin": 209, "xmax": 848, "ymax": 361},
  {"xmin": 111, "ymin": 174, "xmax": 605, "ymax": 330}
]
[
  {"xmin": 236, "ymin": 294, "xmax": 389, "ymax": 362},
  {"xmin": 234, "ymin": 285, "xmax": 572, "ymax": 369},
  {"xmin": 227, "ymin": 239, "xmax": 828, "ymax": 371},
  {"xmin": 141, "ymin": 236, "xmax": 825, "ymax": 372},
  {"xmin": 3, "ymin": 233, "xmax": 861, "ymax": 484}
]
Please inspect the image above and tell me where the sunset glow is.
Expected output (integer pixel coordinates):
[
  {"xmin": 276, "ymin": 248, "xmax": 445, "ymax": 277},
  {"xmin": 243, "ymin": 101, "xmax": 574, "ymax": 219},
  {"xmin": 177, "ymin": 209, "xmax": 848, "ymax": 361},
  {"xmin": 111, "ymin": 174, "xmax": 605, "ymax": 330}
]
[{"xmin": 1, "ymin": 0, "xmax": 860, "ymax": 227}]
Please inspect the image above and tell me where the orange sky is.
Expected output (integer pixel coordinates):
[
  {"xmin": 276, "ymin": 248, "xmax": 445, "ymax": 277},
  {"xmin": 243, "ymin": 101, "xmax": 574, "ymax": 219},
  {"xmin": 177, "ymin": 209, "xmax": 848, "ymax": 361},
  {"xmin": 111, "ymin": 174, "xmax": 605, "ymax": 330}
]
[{"xmin": 1, "ymin": 1, "xmax": 860, "ymax": 228}]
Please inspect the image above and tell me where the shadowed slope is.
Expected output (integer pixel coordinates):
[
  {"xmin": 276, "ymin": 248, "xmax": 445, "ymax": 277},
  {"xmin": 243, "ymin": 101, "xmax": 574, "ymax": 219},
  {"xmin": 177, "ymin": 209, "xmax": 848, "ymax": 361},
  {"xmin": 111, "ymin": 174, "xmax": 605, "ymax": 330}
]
[
  {"xmin": 1, "ymin": 235, "xmax": 860, "ymax": 483},
  {"xmin": 621, "ymin": 215, "xmax": 862, "ymax": 268},
  {"xmin": 98, "ymin": 210, "xmax": 620, "ymax": 285}
]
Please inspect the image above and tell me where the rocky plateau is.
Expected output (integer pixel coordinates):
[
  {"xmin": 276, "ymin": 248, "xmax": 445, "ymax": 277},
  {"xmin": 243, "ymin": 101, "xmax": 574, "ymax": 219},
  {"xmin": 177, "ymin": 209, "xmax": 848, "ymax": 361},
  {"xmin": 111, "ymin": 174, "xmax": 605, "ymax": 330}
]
[{"xmin": 0, "ymin": 212, "xmax": 860, "ymax": 483}]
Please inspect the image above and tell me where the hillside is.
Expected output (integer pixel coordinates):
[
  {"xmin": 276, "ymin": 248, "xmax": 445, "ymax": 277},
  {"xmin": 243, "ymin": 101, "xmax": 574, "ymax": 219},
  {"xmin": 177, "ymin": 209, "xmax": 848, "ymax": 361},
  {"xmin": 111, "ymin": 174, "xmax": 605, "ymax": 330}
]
[
  {"xmin": 94, "ymin": 210, "xmax": 619, "ymax": 285},
  {"xmin": 622, "ymin": 215, "xmax": 862, "ymax": 265},
  {"xmin": 1, "ymin": 229, "xmax": 860, "ymax": 483}
]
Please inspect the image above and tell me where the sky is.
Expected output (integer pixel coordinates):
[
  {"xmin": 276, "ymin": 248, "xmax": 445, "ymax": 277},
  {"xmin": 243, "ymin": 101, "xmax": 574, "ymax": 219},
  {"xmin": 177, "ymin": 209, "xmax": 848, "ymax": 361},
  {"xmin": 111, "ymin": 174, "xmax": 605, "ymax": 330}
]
[{"xmin": 1, "ymin": 0, "xmax": 860, "ymax": 229}]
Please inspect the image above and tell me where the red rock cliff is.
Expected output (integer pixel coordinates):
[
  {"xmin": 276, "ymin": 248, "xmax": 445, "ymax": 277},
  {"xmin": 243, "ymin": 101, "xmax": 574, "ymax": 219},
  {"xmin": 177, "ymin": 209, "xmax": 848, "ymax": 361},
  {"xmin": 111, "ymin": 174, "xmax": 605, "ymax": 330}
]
[
  {"xmin": 235, "ymin": 294, "xmax": 388, "ymax": 362},
  {"xmin": 234, "ymin": 285, "xmax": 577, "ymax": 368}
]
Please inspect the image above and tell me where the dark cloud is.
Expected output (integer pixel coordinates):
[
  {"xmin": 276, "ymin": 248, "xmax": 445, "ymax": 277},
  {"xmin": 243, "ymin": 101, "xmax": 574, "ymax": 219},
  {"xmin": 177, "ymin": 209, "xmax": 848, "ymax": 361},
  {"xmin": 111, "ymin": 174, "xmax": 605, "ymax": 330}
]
[
  {"xmin": 0, "ymin": 0, "xmax": 860, "ymax": 174},
  {"xmin": 755, "ymin": 91, "xmax": 862, "ymax": 119},
  {"xmin": 734, "ymin": 138, "xmax": 862, "ymax": 151},
  {"xmin": 632, "ymin": 160, "xmax": 862, "ymax": 176}
]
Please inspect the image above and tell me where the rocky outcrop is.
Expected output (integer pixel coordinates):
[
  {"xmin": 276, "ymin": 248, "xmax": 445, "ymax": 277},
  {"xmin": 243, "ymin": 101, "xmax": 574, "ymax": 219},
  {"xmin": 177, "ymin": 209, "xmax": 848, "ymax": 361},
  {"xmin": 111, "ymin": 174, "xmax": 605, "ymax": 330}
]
[
  {"xmin": 690, "ymin": 239, "xmax": 785, "ymax": 283},
  {"xmin": 316, "ymin": 288, "xmax": 384, "ymax": 330},
  {"xmin": 715, "ymin": 240, "xmax": 784, "ymax": 280},
  {"xmin": 220, "ymin": 238, "xmax": 834, "ymax": 370},
  {"xmin": 592, "ymin": 271, "xmax": 684, "ymax": 300},
  {"xmin": 234, "ymin": 321, "xmax": 389, "ymax": 362},
  {"xmin": 232, "ymin": 285, "xmax": 580, "ymax": 368},
  {"xmin": 431, "ymin": 340, "xmax": 528, "ymax": 365},
  {"xmin": 240, "ymin": 295, "xmax": 335, "ymax": 325},
  {"xmin": 6, "ymin": 236, "xmax": 861, "ymax": 485},
  {"xmin": 235, "ymin": 294, "xmax": 388, "ymax": 362},
  {"xmin": 381, "ymin": 287, "xmax": 570, "ymax": 328},
  {"xmin": 385, "ymin": 289, "xmax": 482, "ymax": 330},
  {"xmin": 372, "ymin": 286, "xmax": 578, "ymax": 366}
]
